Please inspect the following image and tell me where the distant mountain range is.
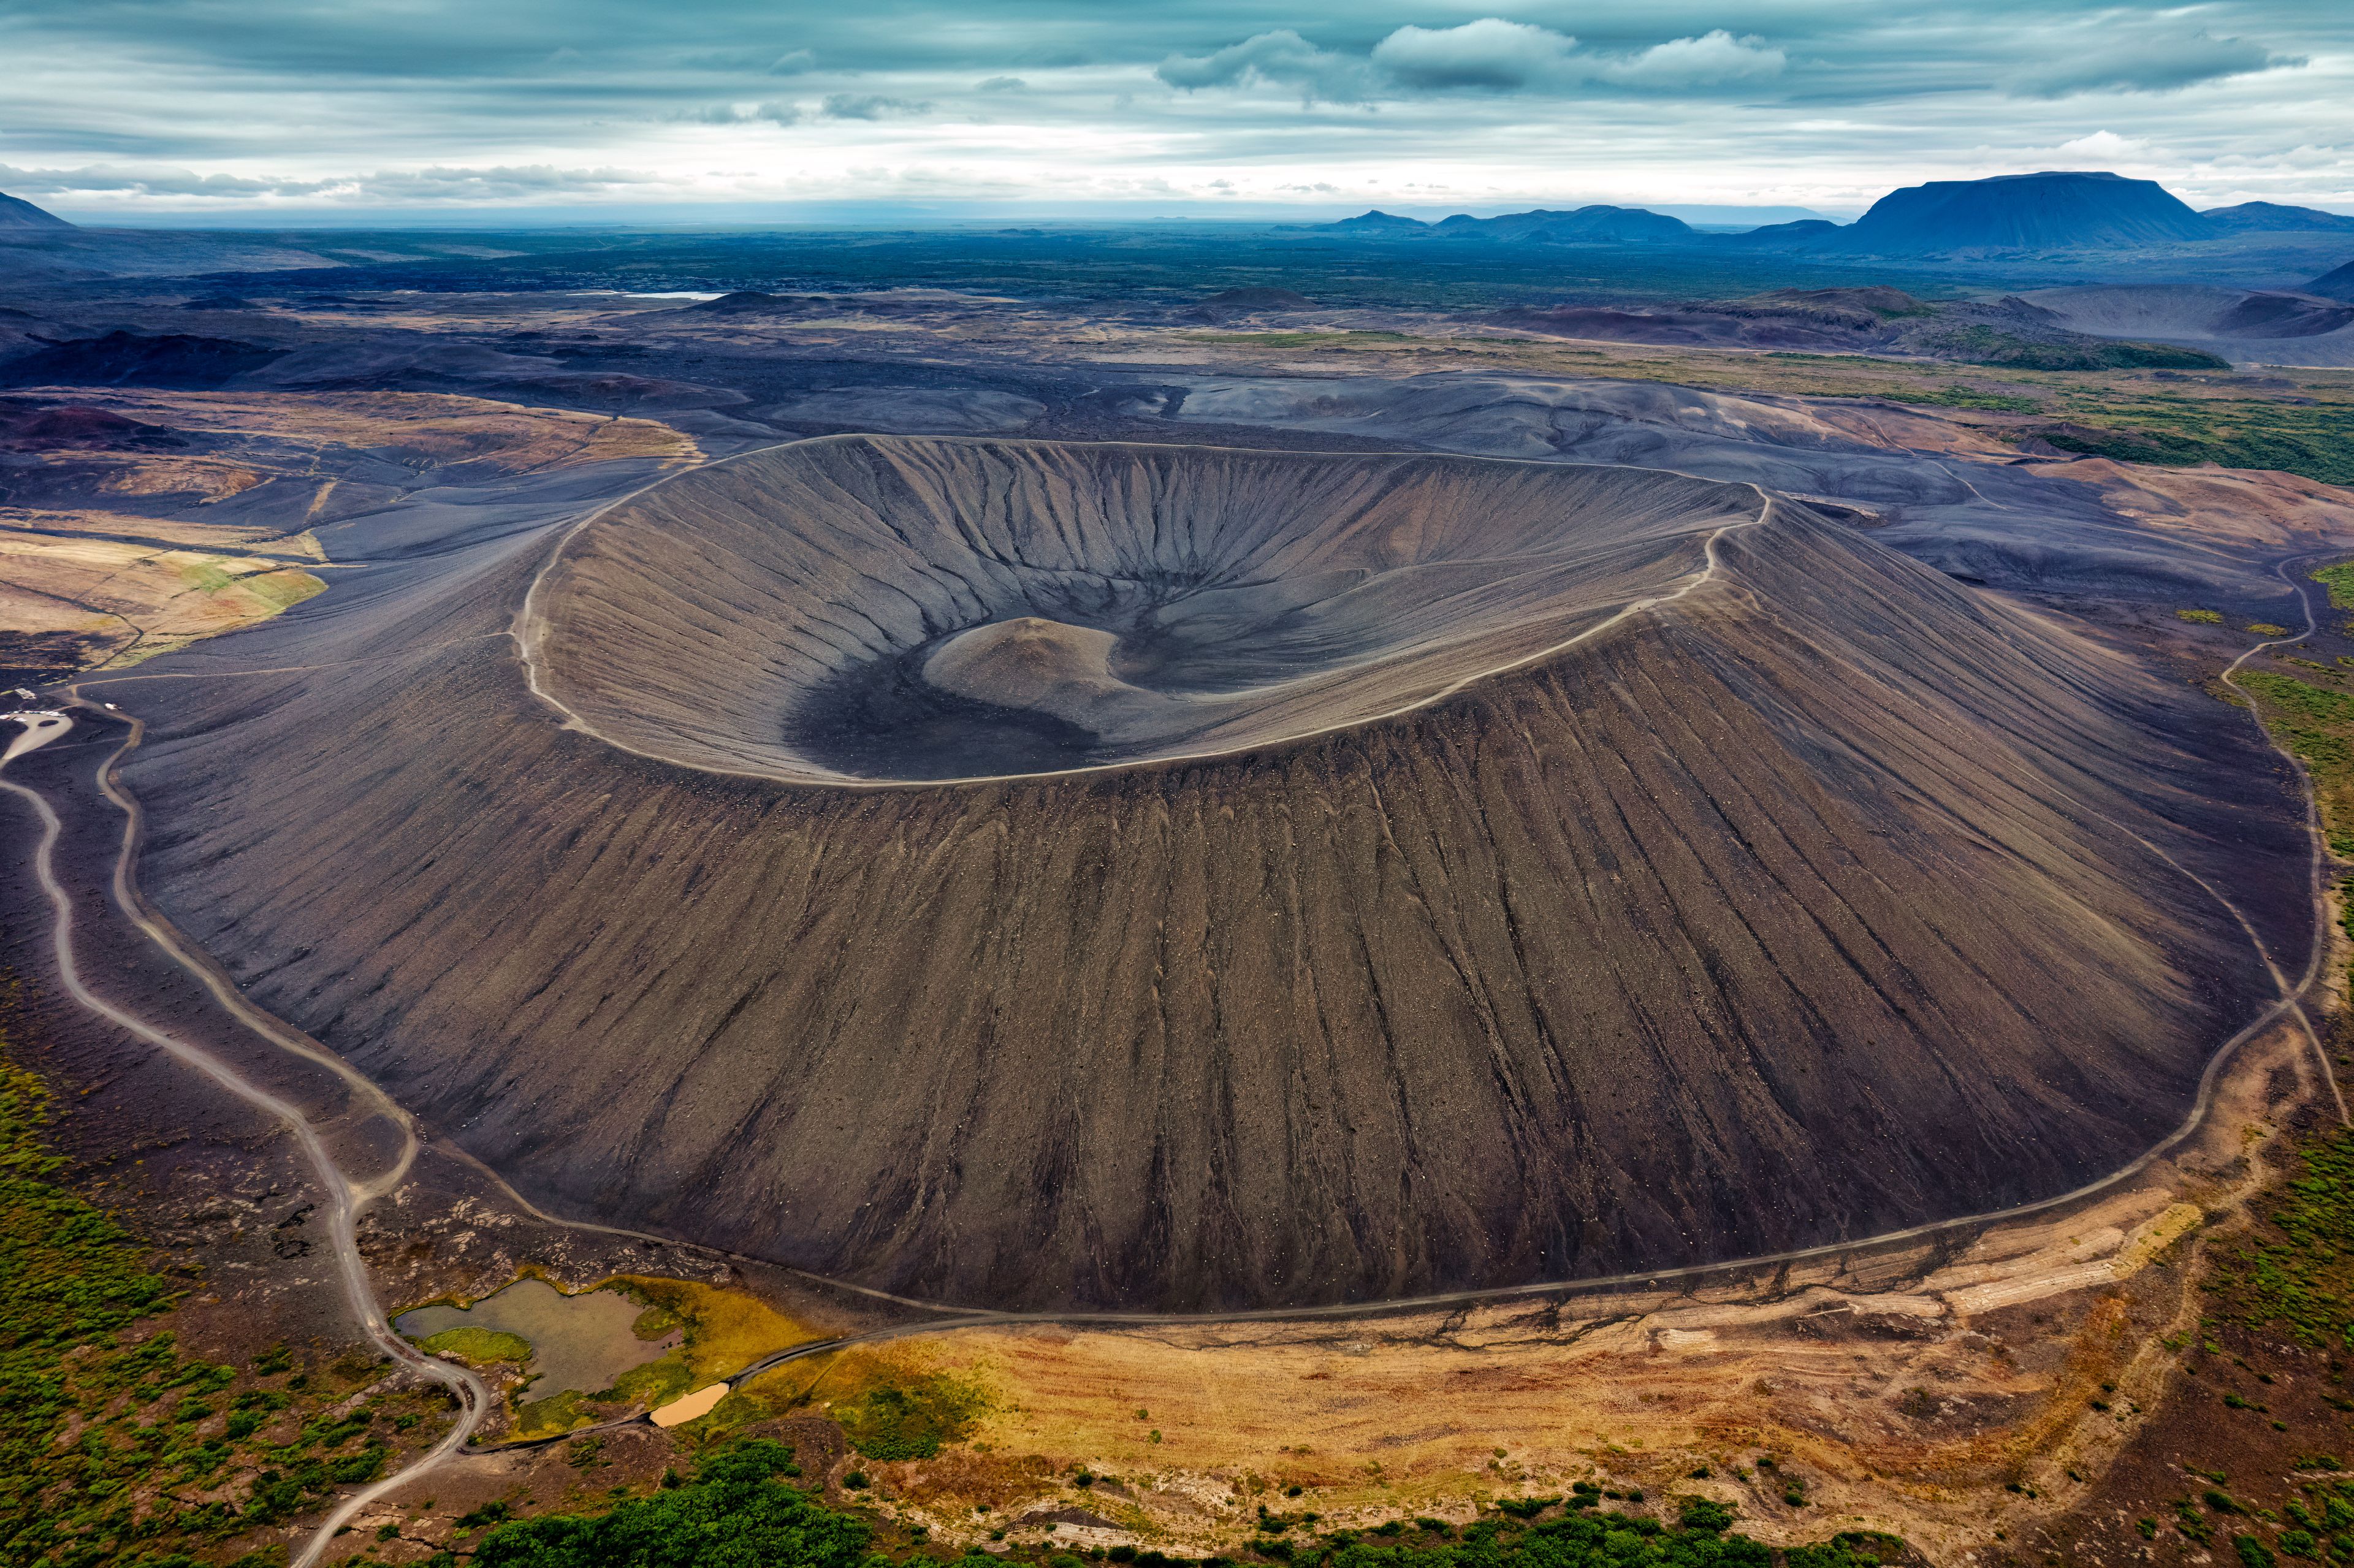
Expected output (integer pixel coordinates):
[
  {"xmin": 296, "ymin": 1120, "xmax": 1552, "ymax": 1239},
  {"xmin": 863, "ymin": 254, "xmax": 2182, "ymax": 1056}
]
[
  {"xmin": 1324, "ymin": 172, "xmax": 2354, "ymax": 259},
  {"xmin": 2, "ymin": 172, "xmax": 2350, "ymax": 267}
]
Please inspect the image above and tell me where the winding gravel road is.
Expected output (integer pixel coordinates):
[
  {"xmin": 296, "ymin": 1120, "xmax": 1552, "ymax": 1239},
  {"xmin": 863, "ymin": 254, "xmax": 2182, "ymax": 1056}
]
[{"xmin": 0, "ymin": 706, "xmax": 489, "ymax": 1568}]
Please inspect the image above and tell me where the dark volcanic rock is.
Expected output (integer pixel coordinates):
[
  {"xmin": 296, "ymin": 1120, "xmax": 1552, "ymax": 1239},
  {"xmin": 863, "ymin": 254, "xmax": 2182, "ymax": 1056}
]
[
  {"xmin": 0, "ymin": 330, "xmax": 283, "ymax": 389},
  {"xmin": 124, "ymin": 436, "xmax": 2301, "ymax": 1312},
  {"xmin": 2307, "ymin": 259, "xmax": 2354, "ymax": 302},
  {"xmin": 2206, "ymin": 291, "xmax": 2354, "ymax": 340},
  {"xmin": 691, "ymin": 290, "xmax": 796, "ymax": 315},
  {"xmin": 1845, "ymin": 170, "xmax": 2212, "ymax": 253},
  {"xmin": 0, "ymin": 397, "xmax": 188, "ymax": 451}
]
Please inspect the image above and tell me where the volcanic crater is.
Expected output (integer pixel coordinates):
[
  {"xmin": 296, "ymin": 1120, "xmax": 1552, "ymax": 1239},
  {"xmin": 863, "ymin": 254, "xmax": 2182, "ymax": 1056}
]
[
  {"xmin": 127, "ymin": 434, "xmax": 2308, "ymax": 1311},
  {"xmin": 526, "ymin": 438, "xmax": 1765, "ymax": 782}
]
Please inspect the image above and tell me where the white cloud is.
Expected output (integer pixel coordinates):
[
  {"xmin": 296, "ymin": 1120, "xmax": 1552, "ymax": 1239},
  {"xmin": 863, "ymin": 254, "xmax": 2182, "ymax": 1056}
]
[
  {"xmin": 821, "ymin": 93, "xmax": 931, "ymax": 121},
  {"xmin": 0, "ymin": 161, "xmax": 660, "ymax": 203},
  {"xmin": 2051, "ymin": 129, "xmax": 2157, "ymax": 161},
  {"xmin": 1371, "ymin": 19, "xmax": 1580, "ymax": 91},
  {"xmin": 1157, "ymin": 30, "xmax": 1371, "ymax": 102},
  {"xmin": 1173, "ymin": 20, "xmax": 1785, "ymax": 101},
  {"xmin": 680, "ymin": 101, "xmax": 802, "ymax": 126},
  {"xmin": 1605, "ymin": 31, "xmax": 1785, "ymax": 89},
  {"xmin": 2004, "ymin": 29, "xmax": 2295, "ymax": 97}
]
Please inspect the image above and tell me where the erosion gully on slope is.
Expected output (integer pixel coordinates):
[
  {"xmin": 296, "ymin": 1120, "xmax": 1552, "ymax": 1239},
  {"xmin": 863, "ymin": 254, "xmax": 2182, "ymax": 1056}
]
[{"xmin": 0, "ymin": 533, "xmax": 2345, "ymax": 1564}]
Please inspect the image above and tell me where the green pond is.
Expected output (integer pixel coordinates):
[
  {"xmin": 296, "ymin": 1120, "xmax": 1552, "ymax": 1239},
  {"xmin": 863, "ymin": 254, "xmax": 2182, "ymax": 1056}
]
[{"xmin": 396, "ymin": 1278, "xmax": 672, "ymax": 1396}]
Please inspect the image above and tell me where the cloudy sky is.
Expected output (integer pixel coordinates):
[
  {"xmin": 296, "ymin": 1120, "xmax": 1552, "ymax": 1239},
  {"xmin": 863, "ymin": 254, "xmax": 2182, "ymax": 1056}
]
[{"xmin": 3, "ymin": 1, "xmax": 2350, "ymax": 223}]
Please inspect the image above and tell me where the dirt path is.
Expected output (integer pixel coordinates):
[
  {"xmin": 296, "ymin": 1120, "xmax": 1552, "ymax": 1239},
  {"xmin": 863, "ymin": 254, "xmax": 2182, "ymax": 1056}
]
[{"xmin": 0, "ymin": 715, "xmax": 490, "ymax": 1568}]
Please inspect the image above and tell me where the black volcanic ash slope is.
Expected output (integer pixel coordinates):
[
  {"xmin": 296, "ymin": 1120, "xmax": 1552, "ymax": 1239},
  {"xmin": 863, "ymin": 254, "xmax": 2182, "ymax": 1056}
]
[{"xmin": 125, "ymin": 436, "xmax": 2303, "ymax": 1311}]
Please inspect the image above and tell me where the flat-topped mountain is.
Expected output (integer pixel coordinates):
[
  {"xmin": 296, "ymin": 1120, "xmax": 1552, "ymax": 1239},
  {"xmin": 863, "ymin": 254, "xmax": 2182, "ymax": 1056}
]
[{"xmin": 1843, "ymin": 170, "xmax": 2211, "ymax": 253}]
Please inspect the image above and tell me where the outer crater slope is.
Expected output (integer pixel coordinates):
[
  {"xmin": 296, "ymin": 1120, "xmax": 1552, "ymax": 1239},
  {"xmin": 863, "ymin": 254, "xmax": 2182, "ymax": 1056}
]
[{"xmin": 129, "ymin": 435, "xmax": 2303, "ymax": 1311}]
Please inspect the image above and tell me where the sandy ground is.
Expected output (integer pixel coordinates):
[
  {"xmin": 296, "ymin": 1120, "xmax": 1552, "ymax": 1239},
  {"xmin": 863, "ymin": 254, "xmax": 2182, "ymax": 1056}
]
[{"xmin": 0, "ymin": 388, "xmax": 695, "ymax": 677}]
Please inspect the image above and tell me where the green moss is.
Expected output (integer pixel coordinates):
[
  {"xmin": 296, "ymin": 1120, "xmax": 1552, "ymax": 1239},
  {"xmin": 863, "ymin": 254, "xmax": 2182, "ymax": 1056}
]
[
  {"xmin": 630, "ymin": 1304, "xmax": 680, "ymax": 1341},
  {"xmin": 2317, "ymin": 563, "xmax": 2354, "ymax": 612},
  {"xmin": 2181, "ymin": 608, "xmax": 2226, "ymax": 623},
  {"xmin": 2033, "ymin": 397, "xmax": 2354, "ymax": 487},
  {"xmin": 832, "ymin": 1377, "xmax": 986, "ymax": 1461},
  {"xmin": 2210, "ymin": 1128, "xmax": 2354, "ymax": 1347},
  {"xmin": 514, "ymin": 1388, "xmax": 595, "ymax": 1441},
  {"xmin": 1916, "ymin": 324, "xmax": 2228, "ymax": 371},
  {"xmin": 417, "ymin": 1326, "xmax": 531, "ymax": 1367},
  {"xmin": 608, "ymin": 1354, "xmax": 696, "ymax": 1411}
]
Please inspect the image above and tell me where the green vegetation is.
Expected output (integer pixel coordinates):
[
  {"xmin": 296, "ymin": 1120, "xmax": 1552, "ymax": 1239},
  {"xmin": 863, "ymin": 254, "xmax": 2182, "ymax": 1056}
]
[
  {"xmin": 2234, "ymin": 669, "xmax": 2354, "ymax": 858},
  {"xmin": 430, "ymin": 1439, "xmax": 883, "ymax": 1567},
  {"xmin": 419, "ymin": 1326, "xmax": 533, "ymax": 1366},
  {"xmin": 2210, "ymin": 1128, "xmax": 2354, "ymax": 1347},
  {"xmin": 424, "ymin": 1441, "xmax": 1903, "ymax": 1568},
  {"xmin": 1916, "ymin": 324, "xmax": 2229, "ymax": 371},
  {"xmin": 2032, "ymin": 394, "xmax": 2354, "ymax": 487},
  {"xmin": 832, "ymin": 1376, "xmax": 987, "ymax": 1461},
  {"xmin": 1876, "ymin": 385, "xmax": 2038, "ymax": 413},
  {"xmin": 0, "ymin": 976, "xmax": 452, "ymax": 1567},
  {"xmin": 2316, "ymin": 564, "xmax": 2354, "ymax": 612},
  {"xmin": 2181, "ymin": 609, "xmax": 2226, "ymax": 623}
]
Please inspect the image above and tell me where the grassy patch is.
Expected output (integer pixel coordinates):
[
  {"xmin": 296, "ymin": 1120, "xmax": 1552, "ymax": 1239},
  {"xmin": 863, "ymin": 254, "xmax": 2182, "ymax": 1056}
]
[
  {"xmin": 614, "ymin": 1275, "xmax": 823, "ymax": 1385},
  {"xmin": 2234, "ymin": 670, "xmax": 2354, "ymax": 861},
  {"xmin": 2316, "ymin": 563, "xmax": 2354, "ymax": 612},
  {"xmin": 1878, "ymin": 385, "xmax": 2039, "ymax": 413},
  {"xmin": 2182, "ymin": 609, "xmax": 2226, "ymax": 623},
  {"xmin": 419, "ymin": 1326, "xmax": 532, "ymax": 1367},
  {"xmin": 2033, "ymin": 397, "xmax": 2354, "ymax": 487},
  {"xmin": 1917, "ymin": 324, "xmax": 2229, "ymax": 371},
  {"xmin": 832, "ymin": 1377, "xmax": 989, "ymax": 1461},
  {"xmin": 2211, "ymin": 1129, "xmax": 2354, "ymax": 1348},
  {"xmin": 2229, "ymin": 662, "xmax": 2354, "ymax": 1064},
  {"xmin": 433, "ymin": 1433, "xmax": 1902, "ymax": 1568},
  {"xmin": 442, "ymin": 1438, "xmax": 873, "ymax": 1567}
]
